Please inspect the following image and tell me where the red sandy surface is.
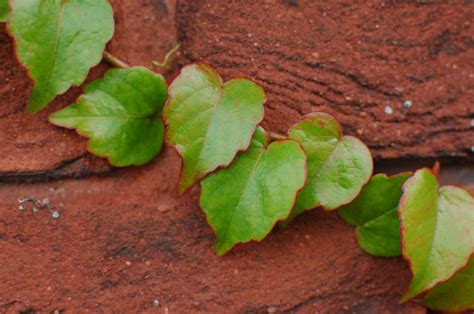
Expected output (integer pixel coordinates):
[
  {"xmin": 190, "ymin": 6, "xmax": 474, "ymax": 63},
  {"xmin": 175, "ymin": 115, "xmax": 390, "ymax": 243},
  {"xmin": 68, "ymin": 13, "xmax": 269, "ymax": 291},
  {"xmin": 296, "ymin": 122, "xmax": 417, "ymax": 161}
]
[{"xmin": 0, "ymin": 150, "xmax": 427, "ymax": 313}]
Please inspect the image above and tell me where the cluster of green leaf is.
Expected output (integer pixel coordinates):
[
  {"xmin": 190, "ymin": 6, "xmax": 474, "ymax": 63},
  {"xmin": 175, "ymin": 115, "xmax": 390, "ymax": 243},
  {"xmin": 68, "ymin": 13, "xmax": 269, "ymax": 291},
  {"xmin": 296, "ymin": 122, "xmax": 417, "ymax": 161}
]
[
  {"xmin": 339, "ymin": 166, "xmax": 473, "ymax": 310},
  {"xmin": 2, "ymin": 1, "xmax": 473, "ymax": 311}
]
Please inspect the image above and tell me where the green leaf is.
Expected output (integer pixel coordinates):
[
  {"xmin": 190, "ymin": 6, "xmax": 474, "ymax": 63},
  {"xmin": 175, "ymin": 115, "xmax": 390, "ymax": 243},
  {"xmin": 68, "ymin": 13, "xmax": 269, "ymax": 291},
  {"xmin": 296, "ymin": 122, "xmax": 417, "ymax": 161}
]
[
  {"xmin": 285, "ymin": 113, "xmax": 373, "ymax": 222},
  {"xmin": 421, "ymin": 257, "xmax": 474, "ymax": 312},
  {"xmin": 164, "ymin": 63, "xmax": 265, "ymax": 193},
  {"xmin": 49, "ymin": 67, "xmax": 167, "ymax": 166},
  {"xmin": 8, "ymin": 0, "xmax": 114, "ymax": 112},
  {"xmin": 200, "ymin": 127, "xmax": 306, "ymax": 255},
  {"xmin": 399, "ymin": 168, "xmax": 474, "ymax": 301},
  {"xmin": 339, "ymin": 173, "xmax": 412, "ymax": 257},
  {"xmin": 0, "ymin": 0, "xmax": 8, "ymax": 22}
]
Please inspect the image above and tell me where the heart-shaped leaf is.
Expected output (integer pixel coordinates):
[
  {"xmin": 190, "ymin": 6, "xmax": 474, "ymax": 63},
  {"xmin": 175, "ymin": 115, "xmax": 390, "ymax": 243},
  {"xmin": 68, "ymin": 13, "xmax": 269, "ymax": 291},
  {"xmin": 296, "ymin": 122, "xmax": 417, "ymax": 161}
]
[
  {"xmin": 399, "ymin": 168, "xmax": 474, "ymax": 301},
  {"xmin": 421, "ymin": 257, "xmax": 474, "ymax": 312},
  {"xmin": 164, "ymin": 63, "xmax": 265, "ymax": 193},
  {"xmin": 339, "ymin": 172, "xmax": 412, "ymax": 257},
  {"xmin": 49, "ymin": 67, "xmax": 167, "ymax": 166},
  {"xmin": 200, "ymin": 127, "xmax": 306, "ymax": 255},
  {"xmin": 0, "ymin": 0, "xmax": 8, "ymax": 22},
  {"xmin": 284, "ymin": 113, "xmax": 373, "ymax": 222},
  {"xmin": 8, "ymin": 0, "xmax": 114, "ymax": 112}
]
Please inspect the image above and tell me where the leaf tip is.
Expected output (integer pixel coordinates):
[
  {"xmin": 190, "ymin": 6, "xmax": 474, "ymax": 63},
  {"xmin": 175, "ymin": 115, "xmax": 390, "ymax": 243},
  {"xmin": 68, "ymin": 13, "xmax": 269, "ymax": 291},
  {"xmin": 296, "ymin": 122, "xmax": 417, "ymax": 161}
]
[
  {"xmin": 47, "ymin": 112, "xmax": 59, "ymax": 124},
  {"xmin": 215, "ymin": 249, "xmax": 227, "ymax": 256},
  {"xmin": 399, "ymin": 291, "xmax": 413, "ymax": 304},
  {"xmin": 214, "ymin": 241, "xmax": 231, "ymax": 256},
  {"xmin": 27, "ymin": 101, "xmax": 41, "ymax": 114},
  {"xmin": 177, "ymin": 176, "xmax": 194, "ymax": 194}
]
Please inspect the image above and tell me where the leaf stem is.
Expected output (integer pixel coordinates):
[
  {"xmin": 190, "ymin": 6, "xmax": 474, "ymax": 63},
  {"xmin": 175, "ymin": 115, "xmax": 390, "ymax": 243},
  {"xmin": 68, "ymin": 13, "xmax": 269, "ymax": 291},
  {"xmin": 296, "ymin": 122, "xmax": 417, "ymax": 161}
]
[
  {"xmin": 270, "ymin": 132, "xmax": 286, "ymax": 141},
  {"xmin": 152, "ymin": 43, "xmax": 181, "ymax": 69},
  {"xmin": 432, "ymin": 161, "xmax": 440, "ymax": 177},
  {"xmin": 103, "ymin": 51, "xmax": 130, "ymax": 69}
]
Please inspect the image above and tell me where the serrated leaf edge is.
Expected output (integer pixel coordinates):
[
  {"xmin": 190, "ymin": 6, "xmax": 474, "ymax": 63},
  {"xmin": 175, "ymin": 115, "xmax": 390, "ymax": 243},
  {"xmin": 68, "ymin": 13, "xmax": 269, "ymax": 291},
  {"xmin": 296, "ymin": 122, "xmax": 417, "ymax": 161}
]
[
  {"xmin": 320, "ymin": 135, "xmax": 373, "ymax": 211},
  {"xmin": 163, "ymin": 62, "xmax": 267, "ymax": 194},
  {"xmin": 200, "ymin": 138, "xmax": 307, "ymax": 256},
  {"xmin": 287, "ymin": 112, "xmax": 373, "ymax": 212},
  {"xmin": 398, "ymin": 167, "xmax": 474, "ymax": 303},
  {"xmin": 7, "ymin": 0, "xmax": 115, "ymax": 113},
  {"xmin": 340, "ymin": 172, "xmax": 412, "ymax": 226},
  {"xmin": 48, "ymin": 67, "xmax": 166, "ymax": 167}
]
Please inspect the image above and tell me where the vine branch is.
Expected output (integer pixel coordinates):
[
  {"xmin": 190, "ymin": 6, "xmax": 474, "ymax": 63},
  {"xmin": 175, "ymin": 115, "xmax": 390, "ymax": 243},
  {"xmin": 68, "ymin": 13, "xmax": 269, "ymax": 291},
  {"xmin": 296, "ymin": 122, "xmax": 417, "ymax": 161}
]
[
  {"xmin": 153, "ymin": 44, "xmax": 181, "ymax": 69},
  {"xmin": 104, "ymin": 44, "xmax": 180, "ymax": 72},
  {"xmin": 270, "ymin": 132, "xmax": 286, "ymax": 141},
  {"xmin": 103, "ymin": 51, "xmax": 130, "ymax": 69}
]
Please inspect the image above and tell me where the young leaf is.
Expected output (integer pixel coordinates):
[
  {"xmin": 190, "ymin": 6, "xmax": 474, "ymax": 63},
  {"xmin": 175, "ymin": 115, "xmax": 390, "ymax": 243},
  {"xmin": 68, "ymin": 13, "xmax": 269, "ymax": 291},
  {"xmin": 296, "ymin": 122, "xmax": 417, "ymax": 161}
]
[
  {"xmin": 200, "ymin": 127, "xmax": 306, "ymax": 255},
  {"xmin": 49, "ymin": 67, "xmax": 167, "ymax": 167},
  {"xmin": 8, "ymin": 0, "xmax": 114, "ymax": 112},
  {"xmin": 285, "ymin": 113, "xmax": 373, "ymax": 221},
  {"xmin": 0, "ymin": 0, "xmax": 8, "ymax": 22},
  {"xmin": 339, "ymin": 173, "xmax": 412, "ymax": 257},
  {"xmin": 399, "ymin": 168, "xmax": 474, "ymax": 302},
  {"xmin": 164, "ymin": 63, "xmax": 265, "ymax": 193},
  {"xmin": 421, "ymin": 257, "xmax": 474, "ymax": 312}
]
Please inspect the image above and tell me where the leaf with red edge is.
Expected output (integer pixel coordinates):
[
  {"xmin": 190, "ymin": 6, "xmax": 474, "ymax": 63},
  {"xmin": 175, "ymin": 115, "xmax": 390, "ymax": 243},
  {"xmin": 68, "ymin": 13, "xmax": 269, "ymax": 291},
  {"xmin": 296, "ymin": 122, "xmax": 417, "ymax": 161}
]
[
  {"xmin": 200, "ymin": 127, "xmax": 306, "ymax": 255},
  {"xmin": 421, "ymin": 257, "xmax": 474, "ymax": 312},
  {"xmin": 8, "ymin": 0, "xmax": 114, "ymax": 112},
  {"xmin": 49, "ymin": 67, "xmax": 167, "ymax": 167},
  {"xmin": 399, "ymin": 168, "xmax": 474, "ymax": 302},
  {"xmin": 283, "ymin": 113, "xmax": 373, "ymax": 224},
  {"xmin": 339, "ymin": 172, "xmax": 412, "ymax": 257},
  {"xmin": 164, "ymin": 63, "xmax": 265, "ymax": 193}
]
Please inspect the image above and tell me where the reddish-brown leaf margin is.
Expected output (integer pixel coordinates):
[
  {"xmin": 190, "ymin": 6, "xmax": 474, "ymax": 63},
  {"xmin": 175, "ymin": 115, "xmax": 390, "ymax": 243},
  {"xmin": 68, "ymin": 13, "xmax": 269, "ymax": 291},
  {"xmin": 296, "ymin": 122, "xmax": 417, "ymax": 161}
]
[
  {"xmin": 162, "ymin": 62, "xmax": 267, "ymax": 194},
  {"xmin": 6, "ymin": 0, "xmax": 115, "ymax": 113},
  {"xmin": 397, "ymin": 166, "xmax": 474, "ymax": 303},
  {"xmin": 198, "ymin": 137, "xmax": 308, "ymax": 256},
  {"xmin": 285, "ymin": 112, "xmax": 374, "ymax": 214}
]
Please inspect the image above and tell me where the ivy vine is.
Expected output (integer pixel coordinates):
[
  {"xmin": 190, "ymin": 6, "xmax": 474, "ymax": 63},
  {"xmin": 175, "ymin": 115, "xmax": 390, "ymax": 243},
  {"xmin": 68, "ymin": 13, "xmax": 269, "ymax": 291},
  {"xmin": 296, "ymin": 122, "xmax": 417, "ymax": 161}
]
[{"xmin": 2, "ymin": 0, "xmax": 473, "ymax": 311}]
